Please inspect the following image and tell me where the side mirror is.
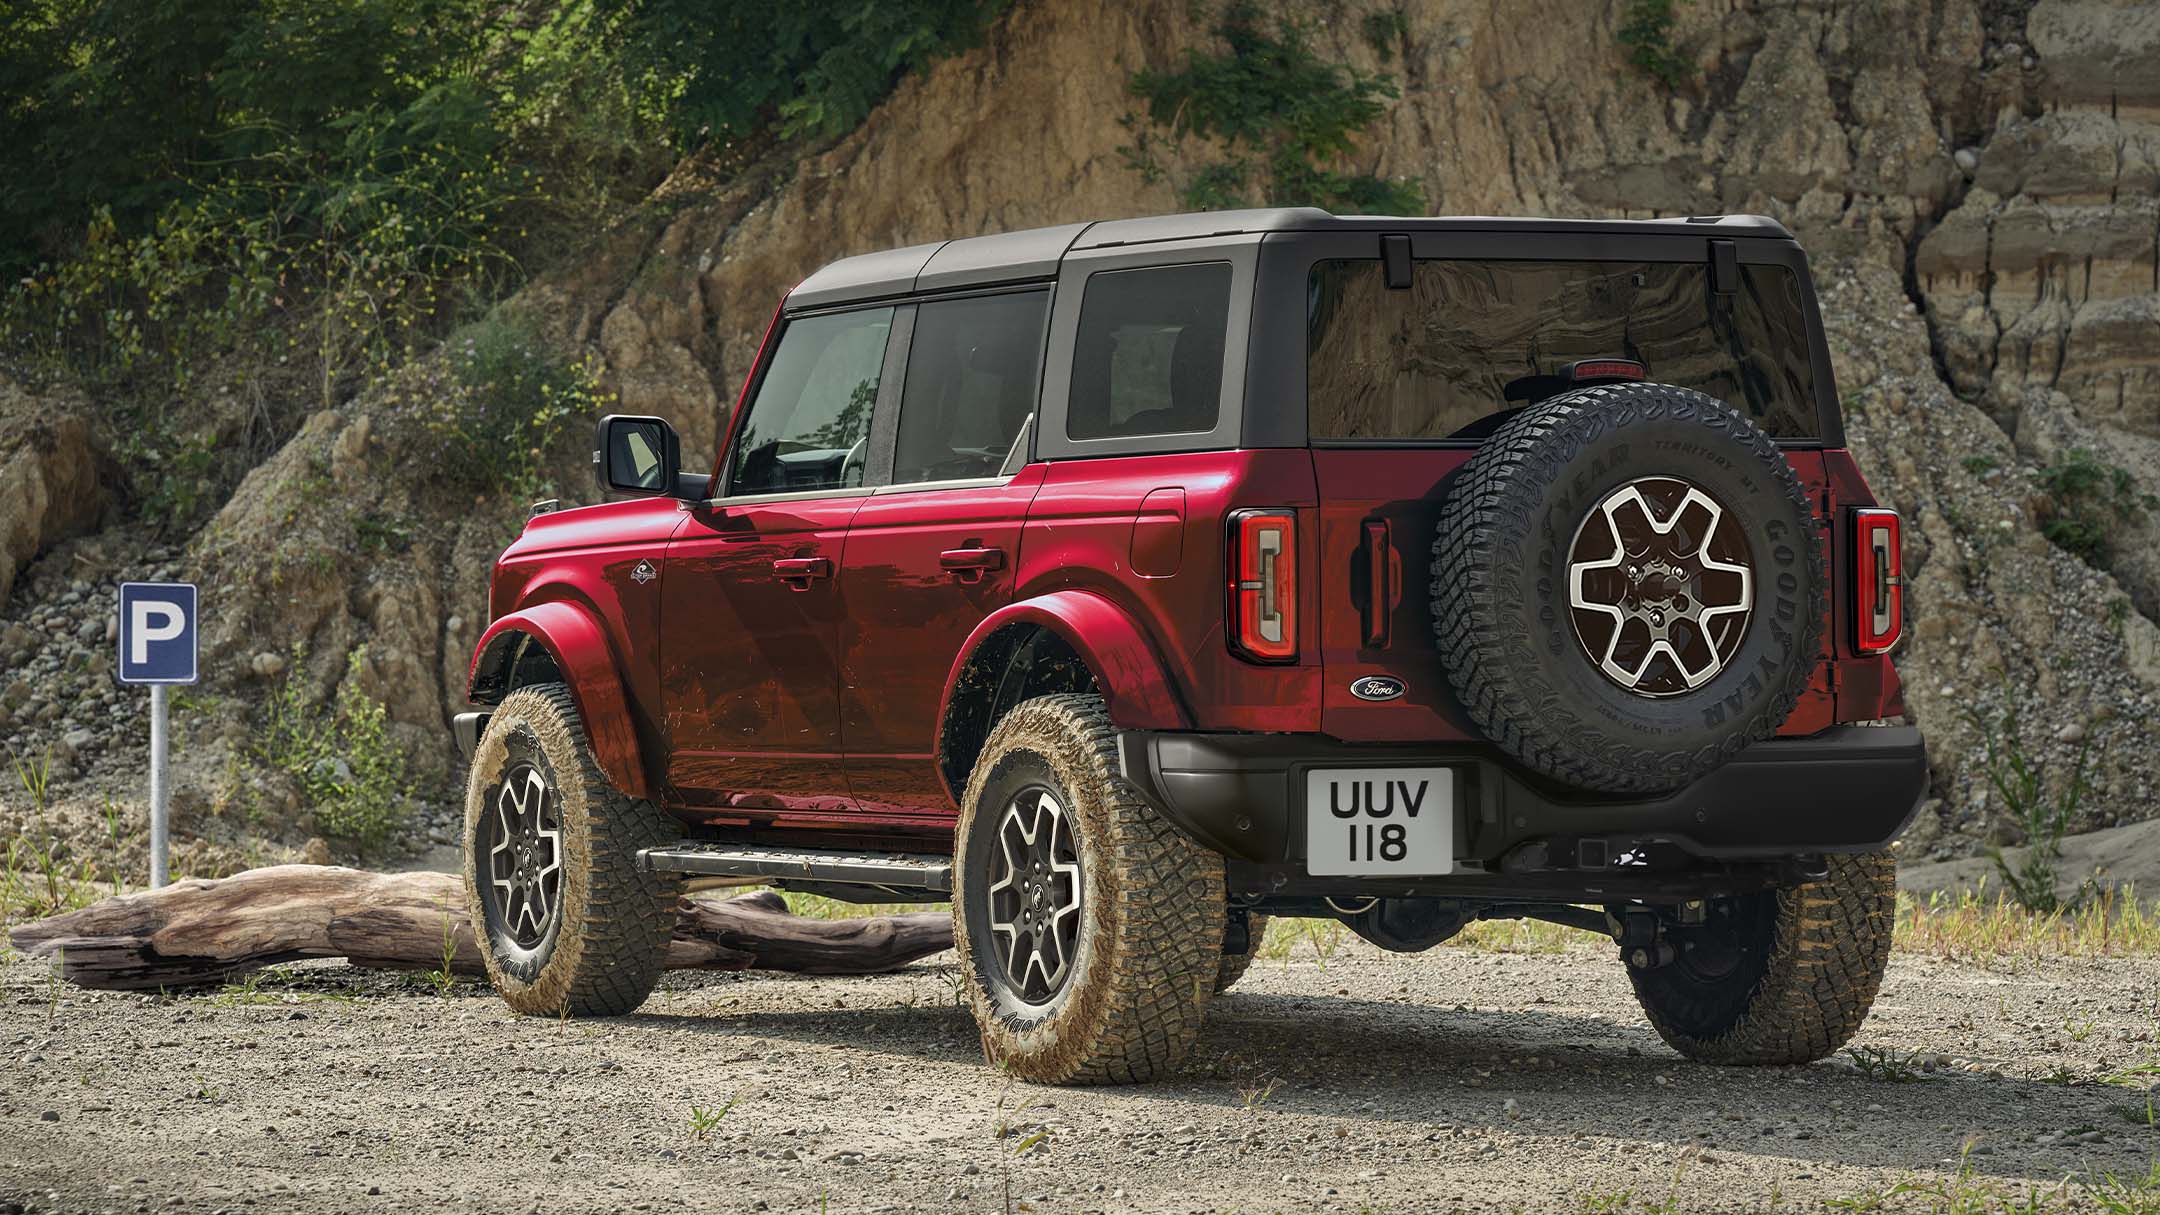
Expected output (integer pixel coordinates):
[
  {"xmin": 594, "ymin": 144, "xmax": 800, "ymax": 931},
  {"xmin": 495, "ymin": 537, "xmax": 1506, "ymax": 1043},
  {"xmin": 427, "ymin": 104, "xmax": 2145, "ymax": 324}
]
[{"xmin": 595, "ymin": 414, "xmax": 680, "ymax": 497}]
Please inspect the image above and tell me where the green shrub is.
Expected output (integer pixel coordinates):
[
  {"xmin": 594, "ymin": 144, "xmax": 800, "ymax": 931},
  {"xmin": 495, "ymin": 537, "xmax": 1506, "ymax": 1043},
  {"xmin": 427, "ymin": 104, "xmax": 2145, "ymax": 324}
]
[
  {"xmin": 1120, "ymin": 3, "xmax": 1423, "ymax": 215},
  {"xmin": 2, "ymin": 89, "xmax": 532, "ymax": 395},
  {"xmin": 2037, "ymin": 448, "xmax": 2155, "ymax": 567},
  {"xmin": 1963, "ymin": 694, "xmax": 2091, "ymax": 915},
  {"xmin": 381, "ymin": 314, "xmax": 610, "ymax": 497},
  {"xmin": 592, "ymin": 0, "xmax": 1013, "ymax": 147},
  {"xmin": 259, "ymin": 646, "xmax": 415, "ymax": 852},
  {"xmin": 1618, "ymin": 0, "xmax": 1690, "ymax": 89},
  {"xmin": 1361, "ymin": 9, "xmax": 1409, "ymax": 61}
]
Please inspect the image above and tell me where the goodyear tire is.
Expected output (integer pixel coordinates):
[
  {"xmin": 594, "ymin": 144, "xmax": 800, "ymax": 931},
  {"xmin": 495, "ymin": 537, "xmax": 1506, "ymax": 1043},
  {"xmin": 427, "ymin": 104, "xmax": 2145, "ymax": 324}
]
[
  {"xmin": 462, "ymin": 683, "xmax": 679, "ymax": 1017},
  {"xmin": 953, "ymin": 694, "xmax": 1226, "ymax": 1084},
  {"xmin": 1214, "ymin": 915, "xmax": 1270, "ymax": 994},
  {"xmin": 1431, "ymin": 382, "xmax": 1826, "ymax": 795},
  {"xmin": 1629, "ymin": 853, "xmax": 1896, "ymax": 1064}
]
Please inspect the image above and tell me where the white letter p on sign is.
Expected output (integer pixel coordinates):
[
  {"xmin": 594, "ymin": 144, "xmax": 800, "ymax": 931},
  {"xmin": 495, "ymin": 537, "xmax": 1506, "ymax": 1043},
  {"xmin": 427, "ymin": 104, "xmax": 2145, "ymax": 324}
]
[{"xmin": 130, "ymin": 601, "xmax": 185, "ymax": 664}]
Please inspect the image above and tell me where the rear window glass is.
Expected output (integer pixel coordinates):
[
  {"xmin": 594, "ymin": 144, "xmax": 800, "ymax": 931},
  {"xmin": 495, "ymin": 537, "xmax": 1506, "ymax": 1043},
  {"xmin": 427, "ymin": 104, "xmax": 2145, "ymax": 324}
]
[
  {"xmin": 1306, "ymin": 259, "xmax": 1820, "ymax": 440},
  {"xmin": 894, "ymin": 290, "xmax": 1048, "ymax": 483},
  {"xmin": 1068, "ymin": 262, "xmax": 1231, "ymax": 441}
]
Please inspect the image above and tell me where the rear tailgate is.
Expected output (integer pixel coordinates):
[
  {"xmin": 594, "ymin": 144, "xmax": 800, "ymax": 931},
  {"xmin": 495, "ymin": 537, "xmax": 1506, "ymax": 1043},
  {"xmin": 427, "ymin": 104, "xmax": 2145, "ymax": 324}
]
[
  {"xmin": 1311, "ymin": 448, "xmax": 1477, "ymax": 743},
  {"xmin": 1313, "ymin": 446, "xmax": 1847, "ymax": 744},
  {"xmin": 1298, "ymin": 244, "xmax": 1857, "ymax": 746}
]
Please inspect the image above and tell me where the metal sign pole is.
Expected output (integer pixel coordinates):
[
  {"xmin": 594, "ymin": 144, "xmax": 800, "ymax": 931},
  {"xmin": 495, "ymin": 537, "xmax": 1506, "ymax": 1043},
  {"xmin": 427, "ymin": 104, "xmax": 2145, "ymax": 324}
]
[
  {"xmin": 119, "ymin": 580, "xmax": 195, "ymax": 892},
  {"xmin": 149, "ymin": 683, "xmax": 169, "ymax": 889}
]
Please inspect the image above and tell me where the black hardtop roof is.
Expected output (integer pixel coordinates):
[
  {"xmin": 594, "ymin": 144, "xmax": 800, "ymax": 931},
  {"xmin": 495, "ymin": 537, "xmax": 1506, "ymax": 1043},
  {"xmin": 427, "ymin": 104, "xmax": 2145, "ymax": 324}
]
[{"xmin": 783, "ymin": 209, "xmax": 1796, "ymax": 311}]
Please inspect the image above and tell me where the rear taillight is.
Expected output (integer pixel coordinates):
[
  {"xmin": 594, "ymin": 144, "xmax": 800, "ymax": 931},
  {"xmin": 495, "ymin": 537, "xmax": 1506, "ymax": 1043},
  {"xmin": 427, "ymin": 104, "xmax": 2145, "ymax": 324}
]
[
  {"xmin": 1853, "ymin": 508, "xmax": 1903, "ymax": 654},
  {"xmin": 1230, "ymin": 508, "xmax": 1298, "ymax": 662},
  {"xmin": 1562, "ymin": 358, "xmax": 1646, "ymax": 383}
]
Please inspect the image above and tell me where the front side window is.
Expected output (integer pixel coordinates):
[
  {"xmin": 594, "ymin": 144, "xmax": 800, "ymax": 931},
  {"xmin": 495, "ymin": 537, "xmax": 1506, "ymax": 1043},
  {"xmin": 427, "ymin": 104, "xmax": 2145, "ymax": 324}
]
[
  {"xmin": 893, "ymin": 291, "xmax": 1048, "ymax": 483},
  {"xmin": 1067, "ymin": 262, "xmax": 1231, "ymax": 441},
  {"xmin": 1307, "ymin": 259, "xmax": 1821, "ymax": 440},
  {"xmin": 729, "ymin": 307, "xmax": 893, "ymax": 494}
]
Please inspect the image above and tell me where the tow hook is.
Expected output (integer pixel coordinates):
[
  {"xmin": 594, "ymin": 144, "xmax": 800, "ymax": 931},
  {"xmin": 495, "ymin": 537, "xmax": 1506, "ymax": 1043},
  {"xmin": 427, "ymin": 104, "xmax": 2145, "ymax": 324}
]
[{"xmin": 1616, "ymin": 908, "xmax": 1675, "ymax": 971}]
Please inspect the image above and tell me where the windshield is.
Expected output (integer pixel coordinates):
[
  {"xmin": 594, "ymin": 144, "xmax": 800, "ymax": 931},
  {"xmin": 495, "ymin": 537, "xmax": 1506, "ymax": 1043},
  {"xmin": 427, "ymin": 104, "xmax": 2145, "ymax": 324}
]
[{"xmin": 1307, "ymin": 258, "xmax": 1821, "ymax": 440}]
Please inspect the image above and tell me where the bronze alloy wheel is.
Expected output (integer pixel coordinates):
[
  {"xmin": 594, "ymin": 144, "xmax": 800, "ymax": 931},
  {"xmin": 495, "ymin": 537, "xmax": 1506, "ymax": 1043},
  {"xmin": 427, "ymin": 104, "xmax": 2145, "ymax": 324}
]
[
  {"xmin": 478, "ymin": 759, "xmax": 566, "ymax": 965},
  {"xmin": 985, "ymin": 785, "xmax": 1085, "ymax": 1007},
  {"xmin": 1566, "ymin": 475, "xmax": 1755, "ymax": 697}
]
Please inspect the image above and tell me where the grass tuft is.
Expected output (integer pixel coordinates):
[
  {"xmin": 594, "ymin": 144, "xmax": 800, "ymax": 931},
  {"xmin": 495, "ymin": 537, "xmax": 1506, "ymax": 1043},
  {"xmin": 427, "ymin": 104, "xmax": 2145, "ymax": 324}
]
[{"xmin": 1896, "ymin": 881, "xmax": 2160, "ymax": 959}]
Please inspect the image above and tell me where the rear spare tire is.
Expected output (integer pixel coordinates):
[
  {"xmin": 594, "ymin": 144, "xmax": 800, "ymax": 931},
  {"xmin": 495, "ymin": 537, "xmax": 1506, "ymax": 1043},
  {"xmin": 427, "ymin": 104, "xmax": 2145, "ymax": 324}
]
[{"xmin": 1430, "ymin": 383, "xmax": 1825, "ymax": 794}]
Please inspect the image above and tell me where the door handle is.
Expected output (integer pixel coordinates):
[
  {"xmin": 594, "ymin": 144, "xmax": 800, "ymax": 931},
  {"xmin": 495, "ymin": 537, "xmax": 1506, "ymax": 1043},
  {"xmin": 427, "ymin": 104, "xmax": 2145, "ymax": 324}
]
[
  {"xmin": 1362, "ymin": 520, "xmax": 1392, "ymax": 648},
  {"xmin": 939, "ymin": 547, "xmax": 1005, "ymax": 584},
  {"xmin": 772, "ymin": 556, "xmax": 832, "ymax": 589}
]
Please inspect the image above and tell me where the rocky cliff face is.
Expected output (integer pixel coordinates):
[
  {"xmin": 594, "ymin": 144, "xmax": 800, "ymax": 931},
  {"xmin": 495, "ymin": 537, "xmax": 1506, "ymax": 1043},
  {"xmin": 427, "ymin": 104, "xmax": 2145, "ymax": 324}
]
[{"xmin": 3, "ymin": 0, "xmax": 2155, "ymax": 871}]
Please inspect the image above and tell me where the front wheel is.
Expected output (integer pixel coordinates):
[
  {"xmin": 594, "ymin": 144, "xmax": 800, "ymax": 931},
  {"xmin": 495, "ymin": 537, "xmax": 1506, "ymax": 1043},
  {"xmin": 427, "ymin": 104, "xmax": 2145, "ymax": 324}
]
[
  {"xmin": 462, "ymin": 683, "xmax": 680, "ymax": 1017},
  {"xmin": 952, "ymin": 694, "xmax": 1226, "ymax": 1084},
  {"xmin": 1628, "ymin": 852, "xmax": 1896, "ymax": 1064}
]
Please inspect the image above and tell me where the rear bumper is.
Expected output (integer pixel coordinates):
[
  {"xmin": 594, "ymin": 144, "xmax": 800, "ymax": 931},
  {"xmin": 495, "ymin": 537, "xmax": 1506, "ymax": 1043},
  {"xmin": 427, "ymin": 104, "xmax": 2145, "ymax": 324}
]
[{"xmin": 1117, "ymin": 725, "xmax": 1927, "ymax": 893}]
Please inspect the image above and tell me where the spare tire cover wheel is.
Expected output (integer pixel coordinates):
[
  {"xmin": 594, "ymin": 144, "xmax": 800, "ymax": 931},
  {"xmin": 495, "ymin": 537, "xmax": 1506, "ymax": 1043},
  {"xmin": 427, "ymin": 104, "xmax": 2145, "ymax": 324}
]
[{"xmin": 1429, "ymin": 383, "xmax": 1827, "ymax": 795}]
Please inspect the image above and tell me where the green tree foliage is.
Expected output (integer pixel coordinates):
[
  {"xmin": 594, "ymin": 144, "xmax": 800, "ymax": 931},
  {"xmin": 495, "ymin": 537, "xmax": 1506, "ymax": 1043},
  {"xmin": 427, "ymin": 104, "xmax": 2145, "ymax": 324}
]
[
  {"xmin": 0, "ymin": 0, "xmax": 1011, "ymax": 398},
  {"xmin": 1119, "ymin": 3, "xmax": 1422, "ymax": 215},
  {"xmin": 2, "ymin": 0, "xmax": 509, "ymax": 280},
  {"xmin": 0, "ymin": 0, "xmax": 614, "ymax": 397},
  {"xmin": 591, "ymin": 0, "xmax": 1014, "ymax": 148}
]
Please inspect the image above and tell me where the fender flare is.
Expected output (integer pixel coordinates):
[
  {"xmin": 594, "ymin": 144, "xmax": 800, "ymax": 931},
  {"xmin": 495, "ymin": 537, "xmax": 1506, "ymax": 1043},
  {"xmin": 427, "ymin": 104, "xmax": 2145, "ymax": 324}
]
[
  {"xmin": 467, "ymin": 601, "xmax": 649, "ymax": 800},
  {"xmin": 934, "ymin": 590, "xmax": 1190, "ymax": 802}
]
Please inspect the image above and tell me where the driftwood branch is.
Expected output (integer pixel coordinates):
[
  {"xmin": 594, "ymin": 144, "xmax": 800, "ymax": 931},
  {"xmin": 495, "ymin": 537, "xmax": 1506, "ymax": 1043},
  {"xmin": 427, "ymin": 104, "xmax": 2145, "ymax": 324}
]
[{"xmin": 7, "ymin": 865, "xmax": 952, "ymax": 991}]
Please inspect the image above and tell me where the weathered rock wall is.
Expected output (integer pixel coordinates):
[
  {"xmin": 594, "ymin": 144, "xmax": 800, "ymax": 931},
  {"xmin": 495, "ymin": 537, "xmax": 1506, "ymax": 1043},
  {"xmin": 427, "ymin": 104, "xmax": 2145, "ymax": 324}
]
[
  {"xmin": 586, "ymin": 0, "xmax": 2160, "ymax": 855},
  {"xmin": 4, "ymin": 0, "xmax": 2155, "ymax": 866}
]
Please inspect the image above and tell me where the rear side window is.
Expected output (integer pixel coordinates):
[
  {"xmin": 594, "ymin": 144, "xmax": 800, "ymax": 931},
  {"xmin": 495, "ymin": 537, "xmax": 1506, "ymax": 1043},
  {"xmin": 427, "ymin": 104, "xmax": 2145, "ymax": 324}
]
[
  {"xmin": 893, "ymin": 290, "xmax": 1049, "ymax": 483},
  {"xmin": 1067, "ymin": 262, "xmax": 1231, "ymax": 441},
  {"xmin": 1306, "ymin": 259, "xmax": 1820, "ymax": 440},
  {"xmin": 730, "ymin": 306, "xmax": 893, "ymax": 494}
]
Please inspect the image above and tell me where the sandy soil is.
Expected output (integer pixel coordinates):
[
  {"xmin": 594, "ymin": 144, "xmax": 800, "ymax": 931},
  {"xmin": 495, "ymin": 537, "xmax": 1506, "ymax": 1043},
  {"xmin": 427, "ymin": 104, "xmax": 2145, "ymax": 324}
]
[{"xmin": 2, "ymin": 939, "xmax": 2153, "ymax": 1214}]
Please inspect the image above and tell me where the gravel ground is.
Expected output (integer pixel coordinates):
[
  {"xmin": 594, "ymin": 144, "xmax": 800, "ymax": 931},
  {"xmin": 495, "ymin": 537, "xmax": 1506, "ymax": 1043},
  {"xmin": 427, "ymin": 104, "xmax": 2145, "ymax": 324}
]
[{"xmin": 1, "ymin": 939, "xmax": 2153, "ymax": 1214}]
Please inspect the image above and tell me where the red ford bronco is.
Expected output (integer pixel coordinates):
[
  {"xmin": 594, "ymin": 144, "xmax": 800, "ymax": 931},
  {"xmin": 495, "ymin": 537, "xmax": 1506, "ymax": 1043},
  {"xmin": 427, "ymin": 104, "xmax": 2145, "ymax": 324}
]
[{"xmin": 455, "ymin": 209, "xmax": 1923, "ymax": 1084}]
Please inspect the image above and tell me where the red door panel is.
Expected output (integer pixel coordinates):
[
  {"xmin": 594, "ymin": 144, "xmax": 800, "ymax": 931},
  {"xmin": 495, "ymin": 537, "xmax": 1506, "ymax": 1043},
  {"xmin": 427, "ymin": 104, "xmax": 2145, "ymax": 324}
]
[
  {"xmin": 838, "ymin": 468, "xmax": 1045, "ymax": 817},
  {"xmin": 660, "ymin": 497, "xmax": 863, "ymax": 820}
]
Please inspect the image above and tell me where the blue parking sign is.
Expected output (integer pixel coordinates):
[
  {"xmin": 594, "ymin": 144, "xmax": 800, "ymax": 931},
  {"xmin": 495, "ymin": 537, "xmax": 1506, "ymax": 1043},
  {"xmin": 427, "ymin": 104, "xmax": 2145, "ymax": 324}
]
[{"xmin": 117, "ymin": 582, "xmax": 199, "ymax": 685}]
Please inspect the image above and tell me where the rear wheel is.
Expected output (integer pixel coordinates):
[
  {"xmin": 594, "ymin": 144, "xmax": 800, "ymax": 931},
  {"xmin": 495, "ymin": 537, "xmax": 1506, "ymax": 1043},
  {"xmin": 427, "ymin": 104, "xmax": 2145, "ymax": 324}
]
[
  {"xmin": 462, "ymin": 683, "xmax": 680, "ymax": 1017},
  {"xmin": 1628, "ymin": 852, "xmax": 1896, "ymax": 1064},
  {"xmin": 953, "ymin": 694, "xmax": 1225, "ymax": 1084}
]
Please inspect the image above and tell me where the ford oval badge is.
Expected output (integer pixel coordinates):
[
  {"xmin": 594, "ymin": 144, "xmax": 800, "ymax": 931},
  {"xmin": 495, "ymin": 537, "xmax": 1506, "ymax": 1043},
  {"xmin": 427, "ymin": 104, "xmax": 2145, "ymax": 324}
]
[{"xmin": 1349, "ymin": 675, "xmax": 1406, "ymax": 702}]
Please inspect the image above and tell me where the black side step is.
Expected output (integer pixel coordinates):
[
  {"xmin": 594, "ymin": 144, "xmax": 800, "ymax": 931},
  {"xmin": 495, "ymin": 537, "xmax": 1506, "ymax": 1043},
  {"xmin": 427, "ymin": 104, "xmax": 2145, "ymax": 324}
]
[{"xmin": 637, "ymin": 842, "xmax": 953, "ymax": 893}]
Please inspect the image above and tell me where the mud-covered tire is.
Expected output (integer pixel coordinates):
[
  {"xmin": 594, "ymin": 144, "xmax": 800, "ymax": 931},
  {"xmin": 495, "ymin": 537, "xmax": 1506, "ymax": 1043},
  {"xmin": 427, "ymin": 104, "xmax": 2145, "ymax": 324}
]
[
  {"xmin": 953, "ymin": 694, "xmax": 1226, "ymax": 1084},
  {"xmin": 1629, "ymin": 852, "xmax": 1896, "ymax": 1065},
  {"xmin": 1430, "ymin": 382, "xmax": 1827, "ymax": 795},
  {"xmin": 1214, "ymin": 915, "xmax": 1270, "ymax": 994},
  {"xmin": 462, "ymin": 683, "xmax": 680, "ymax": 1017}
]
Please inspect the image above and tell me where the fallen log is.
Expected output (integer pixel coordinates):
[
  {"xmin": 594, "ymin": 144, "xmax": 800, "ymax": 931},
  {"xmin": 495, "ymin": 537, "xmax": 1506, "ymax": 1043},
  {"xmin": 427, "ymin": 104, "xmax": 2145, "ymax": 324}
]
[{"xmin": 7, "ymin": 864, "xmax": 953, "ymax": 992}]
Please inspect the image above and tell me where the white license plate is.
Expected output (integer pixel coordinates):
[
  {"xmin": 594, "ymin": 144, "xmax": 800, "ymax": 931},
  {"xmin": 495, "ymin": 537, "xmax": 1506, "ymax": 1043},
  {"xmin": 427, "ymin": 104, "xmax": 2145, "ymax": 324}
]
[{"xmin": 1304, "ymin": 768, "xmax": 1455, "ymax": 876}]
